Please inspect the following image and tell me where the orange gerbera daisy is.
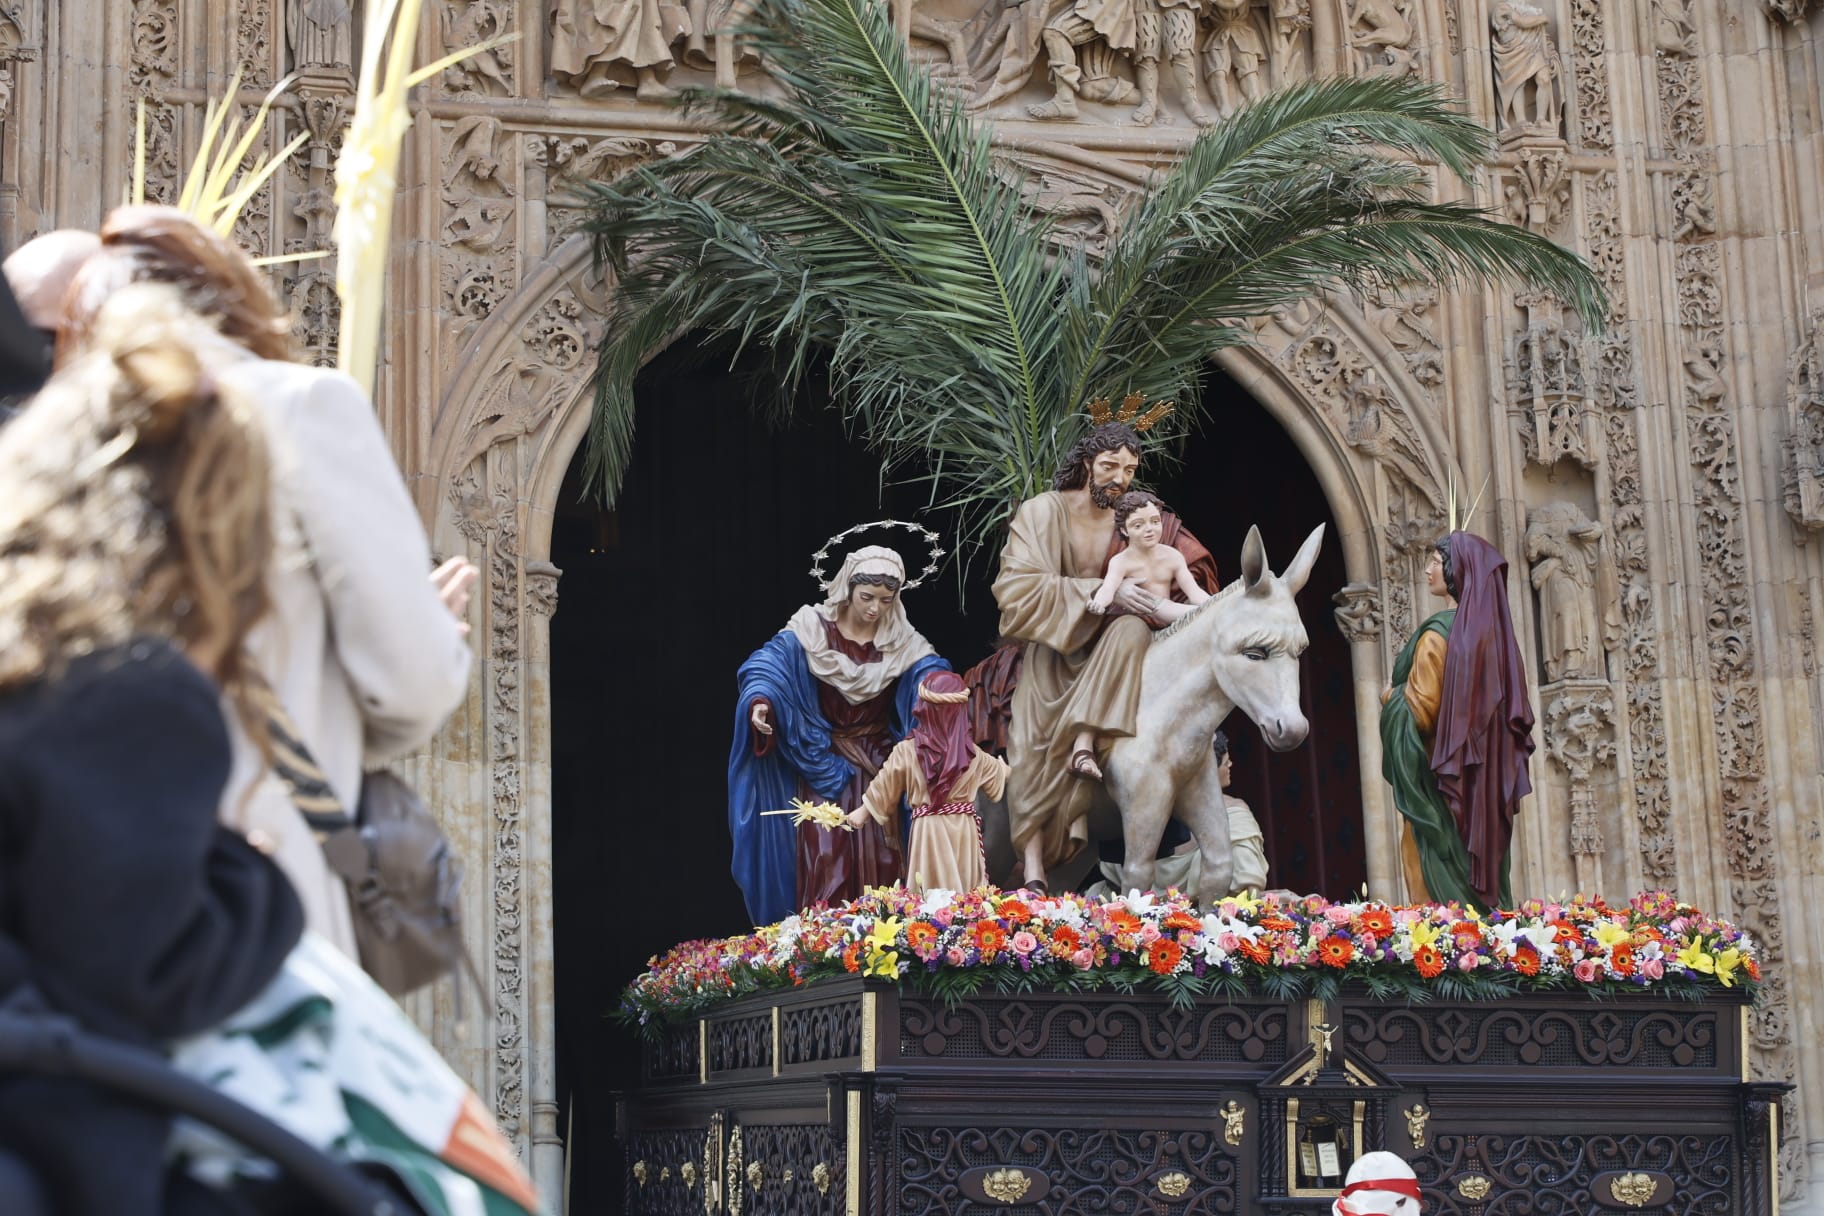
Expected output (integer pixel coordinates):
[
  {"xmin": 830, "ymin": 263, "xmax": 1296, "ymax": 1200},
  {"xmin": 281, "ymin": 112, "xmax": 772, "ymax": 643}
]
[
  {"xmin": 998, "ymin": 898, "xmax": 1032, "ymax": 924},
  {"xmin": 1105, "ymin": 909, "xmax": 1143, "ymax": 936},
  {"xmin": 974, "ymin": 921, "xmax": 1008, "ymax": 957},
  {"xmin": 1050, "ymin": 925, "xmax": 1082, "ymax": 953},
  {"xmin": 1317, "ymin": 938, "xmax": 1355, "ymax": 968},
  {"xmin": 1355, "ymin": 908, "xmax": 1395, "ymax": 938},
  {"xmin": 1238, "ymin": 938, "xmax": 1272, "ymax": 965},
  {"xmin": 1413, "ymin": 944, "xmax": 1445, "ymax": 978},
  {"xmin": 906, "ymin": 922, "xmax": 939, "ymax": 953},
  {"xmin": 1745, "ymin": 957, "xmax": 1762, "ymax": 982},
  {"xmin": 842, "ymin": 942, "xmax": 864, "ymax": 973},
  {"xmin": 1260, "ymin": 915, "xmax": 1297, "ymax": 932},
  {"xmin": 1513, "ymin": 945, "xmax": 1541, "ymax": 976},
  {"xmin": 1148, "ymin": 940, "xmax": 1185, "ymax": 974},
  {"xmin": 1163, "ymin": 911, "xmax": 1201, "ymax": 933},
  {"xmin": 1609, "ymin": 944, "xmax": 1635, "ymax": 976}
]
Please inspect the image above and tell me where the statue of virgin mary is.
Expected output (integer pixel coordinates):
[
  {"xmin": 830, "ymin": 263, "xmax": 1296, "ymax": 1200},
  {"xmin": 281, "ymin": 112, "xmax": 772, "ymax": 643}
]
[{"xmin": 727, "ymin": 543, "xmax": 950, "ymax": 925}]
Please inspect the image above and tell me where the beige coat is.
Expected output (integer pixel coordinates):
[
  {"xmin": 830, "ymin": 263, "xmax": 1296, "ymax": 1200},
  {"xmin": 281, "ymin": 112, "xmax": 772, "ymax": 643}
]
[{"xmin": 218, "ymin": 358, "xmax": 473, "ymax": 957}]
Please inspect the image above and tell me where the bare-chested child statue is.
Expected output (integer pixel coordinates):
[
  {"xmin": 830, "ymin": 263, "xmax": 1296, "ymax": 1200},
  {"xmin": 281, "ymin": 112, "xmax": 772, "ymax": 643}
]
[{"xmin": 1075, "ymin": 491, "xmax": 1210, "ymax": 779}]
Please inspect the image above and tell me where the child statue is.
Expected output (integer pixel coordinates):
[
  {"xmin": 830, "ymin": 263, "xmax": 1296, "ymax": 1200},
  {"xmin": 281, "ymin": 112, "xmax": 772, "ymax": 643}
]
[
  {"xmin": 1072, "ymin": 490, "xmax": 1210, "ymax": 779},
  {"xmin": 1332, "ymin": 1151, "xmax": 1423, "ymax": 1215},
  {"xmin": 728, "ymin": 539, "xmax": 949, "ymax": 925},
  {"xmin": 1379, "ymin": 531, "xmax": 1535, "ymax": 911},
  {"xmin": 846, "ymin": 670, "xmax": 1008, "ymax": 893}
]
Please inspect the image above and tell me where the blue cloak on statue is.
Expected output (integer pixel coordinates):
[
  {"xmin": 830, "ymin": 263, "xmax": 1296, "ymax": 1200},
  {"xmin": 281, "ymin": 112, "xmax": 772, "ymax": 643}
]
[{"xmin": 728, "ymin": 627, "xmax": 947, "ymax": 926}]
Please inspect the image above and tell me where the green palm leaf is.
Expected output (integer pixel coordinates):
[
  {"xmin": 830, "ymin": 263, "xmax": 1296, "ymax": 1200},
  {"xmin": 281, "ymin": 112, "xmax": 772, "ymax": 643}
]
[{"xmin": 580, "ymin": 0, "xmax": 1606, "ymax": 564}]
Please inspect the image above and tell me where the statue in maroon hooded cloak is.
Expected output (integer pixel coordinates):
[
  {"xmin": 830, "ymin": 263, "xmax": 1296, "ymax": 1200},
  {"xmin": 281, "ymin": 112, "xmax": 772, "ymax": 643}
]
[{"xmin": 1379, "ymin": 530, "xmax": 1535, "ymax": 909}]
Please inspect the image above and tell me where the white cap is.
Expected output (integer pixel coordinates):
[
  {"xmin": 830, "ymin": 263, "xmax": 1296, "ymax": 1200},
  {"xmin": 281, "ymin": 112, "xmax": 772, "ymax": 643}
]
[{"xmin": 1331, "ymin": 1151, "xmax": 1422, "ymax": 1216}]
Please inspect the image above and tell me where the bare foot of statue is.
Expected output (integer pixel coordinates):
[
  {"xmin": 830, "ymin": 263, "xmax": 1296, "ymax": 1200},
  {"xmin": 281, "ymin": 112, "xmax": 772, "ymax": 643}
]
[
  {"xmin": 576, "ymin": 65, "xmax": 622, "ymax": 99},
  {"xmin": 1131, "ymin": 99, "xmax": 1159, "ymax": 127},
  {"xmin": 1027, "ymin": 93, "xmax": 1079, "ymax": 121},
  {"xmin": 635, "ymin": 68, "xmax": 677, "ymax": 102}
]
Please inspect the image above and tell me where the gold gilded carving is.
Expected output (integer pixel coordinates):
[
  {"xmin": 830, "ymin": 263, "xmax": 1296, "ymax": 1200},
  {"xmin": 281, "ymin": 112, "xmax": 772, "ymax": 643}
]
[
  {"xmin": 813, "ymin": 1160, "xmax": 832, "ymax": 1195},
  {"xmin": 680, "ymin": 1162, "xmax": 695, "ymax": 1189},
  {"xmin": 726, "ymin": 1123, "xmax": 746, "ymax": 1216},
  {"xmin": 1610, "ymin": 1173, "xmax": 1656, "ymax": 1207},
  {"xmin": 783, "ymin": 1167, "xmax": 794, "ymax": 1187},
  {"xmin": 1222, "ymin": 1100, "xmax": 1246, "ymax": 1145},
  {"xmin": 1157, "ymin": 1171, "xmax": 1192, "ymax": 1198},
  {"xmin": 1456, "ymin": 1175, "xmax": 1493, "ymax": 1201},
  {"xmin": 746, "ymin": 1161, "xmax": 764, "ymax": 1192},
  {"xmin": 983, "ymin": 1168, "xmax": 1032, "ymax": 1204},
  {"xmin": 1404, "ymin": 1103, "xmax": 1429, "ymax": 1149},
  {"xmin": 634, "ymin": 1160, "xmax": 650, "ymax": 1187},
  {"xmin": 703, "ymin": 1111, "xmax": 723, "ymax": 1213}
]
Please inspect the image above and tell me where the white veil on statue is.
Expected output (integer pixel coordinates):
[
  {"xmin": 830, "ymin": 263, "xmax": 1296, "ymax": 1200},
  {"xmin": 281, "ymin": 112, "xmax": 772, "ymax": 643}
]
[{"xmin": 786, "ymin": 545, "xmax": 936, "ymax": 703}]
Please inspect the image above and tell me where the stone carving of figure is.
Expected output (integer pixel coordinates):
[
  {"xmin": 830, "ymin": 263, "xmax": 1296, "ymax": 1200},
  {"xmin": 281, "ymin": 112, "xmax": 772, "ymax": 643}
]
[
  {"xmin": 1202, "ymin": 0, "xmax": 1269, "ymax": 116},
  {"xmin": 1651, "ymin": 0, "xmax": 1696, "ymax": 57},
  {"xmin": 1270, "ymin": 0, "xmax": 1313, "ymax": 85},
  {"xmin": 1525, "ymin": 503, "xmax": 1606, "ymax": 682},
  {"xmin": 1491, "ymin": 0, "xmax": 1562, "ymax": 134},
  {"xmin": 1026, "ymin": 0, "xmax": 1142, "ymax": 120},
  {"xmin": 551, "ymin": 0, "xmax": 692, "ymax": 100},
  {"xmin": 1380, "ymin": 532, "xmax": 1535, "ymax": 911},
  {"xmin": 1349, "ymin": 0, "xmax": 1416, "ymax": 78},
  {"xmin": 728, "ymin": 545, "xmax": 949, "ymax": 925},
  {"xmin": 1133, "ymin": 0, "xmax": 1214, "ymax": 127},
  {"xmin": 287, "ymin": 0, "xmax": 354, "ymax": 71}
]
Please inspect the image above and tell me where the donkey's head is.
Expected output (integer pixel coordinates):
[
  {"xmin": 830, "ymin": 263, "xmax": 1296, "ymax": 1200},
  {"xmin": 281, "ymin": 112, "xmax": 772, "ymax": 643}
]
[{"xmin": 1209, "ymin": 523, "xmax": 1325, "ymax": 752}]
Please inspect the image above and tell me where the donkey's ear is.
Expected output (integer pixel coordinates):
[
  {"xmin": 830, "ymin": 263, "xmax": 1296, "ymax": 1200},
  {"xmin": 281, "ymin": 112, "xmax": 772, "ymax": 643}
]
[
  {"xmin": 1241, "ymin": 525, "xmax": 1269, "ymax": 596},
  {"xmin": 1280, "ymin": 523, "xmax": 1326, "ymax": 596}
]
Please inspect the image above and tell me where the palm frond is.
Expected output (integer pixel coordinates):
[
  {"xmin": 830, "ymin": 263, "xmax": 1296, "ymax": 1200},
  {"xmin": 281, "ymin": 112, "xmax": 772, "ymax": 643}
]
[{"xmin": 579, "ymin": 0, "xmax": 1607, "ymax": 565}]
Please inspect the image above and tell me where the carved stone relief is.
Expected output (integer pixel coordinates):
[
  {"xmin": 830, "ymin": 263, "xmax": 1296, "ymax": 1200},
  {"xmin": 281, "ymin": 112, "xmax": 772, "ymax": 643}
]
[
  {"xmin": 1762, "ymin": 0, "xmax": 1819, "ymax": 22},
  {"xmin": 1508, "ymin": 291, "xmax": 1593, "ymax": 469},
  {"xmin": 1781, "ymin": 315, "xmax": 1824, "ymax": 536},
  {"xmin": 1364, "ymin": 281, "xmax": 1443, "ymax": 395},
  {"xmin": 236, "ymin": 0, "xmax": 274, "ymax": 82},
  {"xmin": 1566, "ymin": 0, "xmax": 1610, "ymax": 151},
  {"xmin": 286, "ymin": 0, "xmax": 353, "ymax": 74},
  {"xmin": 1348, "ymin": 0, "xmax": 1419, "ymax": 80},
  {"xmin": 1654, "ymin": 34, "xmax": 1801, "ymax": 1197},
  {"xmin": 1525, "ymin": 502, "xmax": 1613, "ymax": 683},
  {"xmin": 441, "ymin": 116, "xmax": 517, "ymax": 358},
  {"xmin": 441, "ymin": 0, "xmax": 514, "ymax": 96},
  {"xmin": 1540, "ymin": 683, "xmax": 1616, "ymax": 892},
  {"xmin": 1491, "ymin": 1, "xmax": 1562, "ymax": 140},
  {"xmin": 1332, "ymin": 583, "xmax": 1383, "ymax": 643},
  {"xmin": 0, "ymin": 7, "xmax": 29, "ymax": 130},
  {"xmin": 1499, "ymin": 144, "xmax": 1570, "ymax": 236},
  {"xmin": 551, "ymin": 0, "xmax": 693, "ymax": 100}
]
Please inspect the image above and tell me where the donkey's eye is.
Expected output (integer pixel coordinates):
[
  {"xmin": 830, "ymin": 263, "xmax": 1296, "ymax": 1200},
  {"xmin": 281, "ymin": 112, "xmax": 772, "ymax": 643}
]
[{"xmin": 1243, "ymin": 647, "xmax": 1269, "ymax": 662}]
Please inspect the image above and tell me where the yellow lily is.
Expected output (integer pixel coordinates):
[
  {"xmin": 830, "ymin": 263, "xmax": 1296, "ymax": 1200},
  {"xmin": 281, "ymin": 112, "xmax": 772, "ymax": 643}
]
[
  {"xmin": 1593, "ymin": 921, "xmax": 1631, "ymax": 951},
  {"xmin": 868, "ymin": 918, "xmax": 902, "ymax": 952},
  {"xmin": 865, "ymin": 948, "xmax": 901, "ymax": 979},
  {"xmin": 1406, "ymin": 918, "xmax": 1442, "ymax": 954},
  {"xmin": 1676, "ymin": 938, "xmax": 1716, "ymax": 976},
  {"xmin": 1712, "ymin": 947, "xmax": 1743, "ymax": 988}
]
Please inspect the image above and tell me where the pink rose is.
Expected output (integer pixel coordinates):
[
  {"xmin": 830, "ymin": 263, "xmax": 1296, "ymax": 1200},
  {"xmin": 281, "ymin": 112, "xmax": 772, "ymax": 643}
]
[
  {"xmin": 1640, "ymin": 958, "xmax": 1664, "ymax": 980},
  {"xmin": 946, "ymin": 946, "xmax": 970, "ymax": 966},
  {"xmin": 1573, "ymin": 959, "xmax": 1599, "ymax": 983},
  {"xmin": 1071, "ymin": 948, "xmax": 1096, "ymax": 969},
  {"xmin": 1457, "ymin": 953, "xmax": 1482, "ymax": 971},
  {"xmin": 1324, "ymin": 906, "xmax": 1353, "ymax": 925},
  {"xmin": 1139, "ymin": 923, "xmax": 1162, "ymax": 945},
  {"xmin": 1011, "ymin": 931, "xmax": 1039, "ymax": 956},
  {"xmin": 1217, "ymin": 932, "xmax": 1241, "ymax": 952}
]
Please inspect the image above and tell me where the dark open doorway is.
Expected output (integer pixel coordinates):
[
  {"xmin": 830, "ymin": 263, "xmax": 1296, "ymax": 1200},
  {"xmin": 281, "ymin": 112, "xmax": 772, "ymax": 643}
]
[{"xmin": 547, "ymin": 341, "xmax": 1361, "ymax": 1211}]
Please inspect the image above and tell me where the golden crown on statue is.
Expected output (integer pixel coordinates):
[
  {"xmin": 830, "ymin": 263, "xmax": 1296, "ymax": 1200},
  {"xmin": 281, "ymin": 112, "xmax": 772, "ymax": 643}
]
[{"xmin": 1087, "ymin": 391, "xmax": 1175, "ymax": 433}]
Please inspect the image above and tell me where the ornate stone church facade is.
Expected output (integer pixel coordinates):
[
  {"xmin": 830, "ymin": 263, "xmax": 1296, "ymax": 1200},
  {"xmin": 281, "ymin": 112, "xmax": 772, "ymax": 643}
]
[{"xmin": 8, "ymin": 0, "xmax": 1824, "ymax": 1207}]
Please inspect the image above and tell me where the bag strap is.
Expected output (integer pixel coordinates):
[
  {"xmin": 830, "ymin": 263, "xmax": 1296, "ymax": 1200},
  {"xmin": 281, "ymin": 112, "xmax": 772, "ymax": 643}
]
[{"xmin": 243, "ymin": 676, "xmax": 365, "ymax": 871}]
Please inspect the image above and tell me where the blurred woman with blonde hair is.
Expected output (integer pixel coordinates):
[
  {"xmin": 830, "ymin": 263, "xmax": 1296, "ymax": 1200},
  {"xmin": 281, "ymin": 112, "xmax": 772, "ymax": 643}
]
[
  {"xmin": 0, "ymin": 283, "xmax": 304, "ymax": 1213},
  {"xmin": 61, "ymin": 205, "xmax": 476, "ymax": 958}
]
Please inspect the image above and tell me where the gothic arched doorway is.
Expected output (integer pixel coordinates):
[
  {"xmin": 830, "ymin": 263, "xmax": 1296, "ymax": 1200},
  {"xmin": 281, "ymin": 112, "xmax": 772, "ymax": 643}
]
[{"xmin": 546, "ymin": 342, "xmax": 1359, "ymax": 1211}]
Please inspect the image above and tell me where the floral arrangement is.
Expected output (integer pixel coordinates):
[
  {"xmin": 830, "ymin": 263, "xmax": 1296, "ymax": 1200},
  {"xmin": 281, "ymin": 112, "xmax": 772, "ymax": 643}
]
[
  {"xmin": 619, "ymin": 887, "xmax": 1760, "ymax": 1031},
  {"xmin": 760, "ymin": 799, "xmax": 854, "ymax": 831}
]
